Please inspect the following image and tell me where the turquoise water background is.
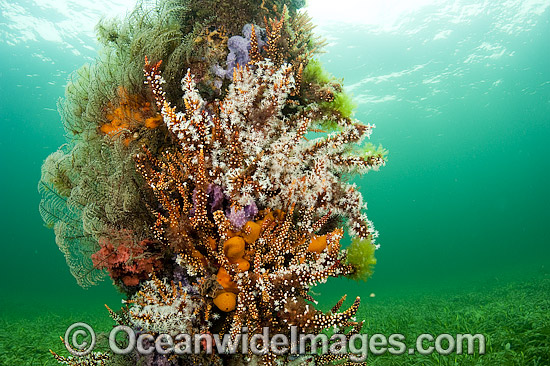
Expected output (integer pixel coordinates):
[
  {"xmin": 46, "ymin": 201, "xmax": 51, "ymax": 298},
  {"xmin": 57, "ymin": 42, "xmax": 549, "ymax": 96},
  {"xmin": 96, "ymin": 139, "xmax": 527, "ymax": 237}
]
[{"xmin": 1, "ymin": 0, "xmax": 549, "ymax": 346}]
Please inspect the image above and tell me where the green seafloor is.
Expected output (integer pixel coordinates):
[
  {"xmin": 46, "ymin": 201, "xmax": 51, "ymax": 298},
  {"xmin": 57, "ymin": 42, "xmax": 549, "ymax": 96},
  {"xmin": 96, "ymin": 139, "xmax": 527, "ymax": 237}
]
[{"xmin": 1, "ymin": 0, "xmax": 549, "ymax": 365}]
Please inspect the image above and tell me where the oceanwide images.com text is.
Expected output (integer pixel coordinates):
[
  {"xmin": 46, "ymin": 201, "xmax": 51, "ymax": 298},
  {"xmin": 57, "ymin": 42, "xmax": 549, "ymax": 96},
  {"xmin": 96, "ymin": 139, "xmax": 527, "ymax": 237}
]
[{"xmin": 65, "ymin": 323, "xmax": 486, "ymax": 361}]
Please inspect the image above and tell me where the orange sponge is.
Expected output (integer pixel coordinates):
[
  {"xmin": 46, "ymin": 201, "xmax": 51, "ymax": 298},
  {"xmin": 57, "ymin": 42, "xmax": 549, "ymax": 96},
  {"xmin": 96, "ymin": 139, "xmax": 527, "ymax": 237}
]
[
  {"xmin": 231, "ymin": 257, "xmax": 250, "ymax": 272},
  {"xmin": 217, "ymin": 267, "xmax": 237, "ymax": 290},
  {"xmin": 242, "ymin": 221, "xmax": 261, "ymax": 244},
  {"xmin": 223, "ymin": 236, "xmax": 245, "ymax": 260},
  {"xmin": 213, "ymin": 291, "xmax": 237, "ymax": 312},
  {"xmin": 308, "ymin": 235, "xmax": 327, "ymax": 253}
]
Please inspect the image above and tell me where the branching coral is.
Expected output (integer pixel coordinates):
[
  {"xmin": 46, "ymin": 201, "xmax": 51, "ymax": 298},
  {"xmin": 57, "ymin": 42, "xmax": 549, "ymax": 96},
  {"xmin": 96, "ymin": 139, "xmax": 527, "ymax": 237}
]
[
  {"xmin": 130, "ymin": 56, "xmax": 380, "ymax": 363},
  {"xmin": 142, "ymin": 58, "xmax": 384, "ymax": 239}
]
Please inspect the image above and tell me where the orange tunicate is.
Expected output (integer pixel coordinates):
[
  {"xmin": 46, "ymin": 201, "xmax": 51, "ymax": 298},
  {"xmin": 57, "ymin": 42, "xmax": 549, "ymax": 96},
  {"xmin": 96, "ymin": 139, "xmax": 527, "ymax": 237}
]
[
  {"xmin": 242, "ymin": 221, "xmax": 261, "ymax": 244},
  {"xmin": 217, "ymin": 267, "xmax": 237, "ymax": 290},
  {"xmin": 230, "ymin": 257, "xmax": 250, "ymax": 272},
  {"xmin": 223, "ymin": 236, "xmax": 245, "ymax": 260},
  {"xmin": 213, "ymin": 291, "xmax": 237, "ymax": 312},
  {"xmin": 308, "ymin": 235, "xmax": 327, "ymax": 253}
]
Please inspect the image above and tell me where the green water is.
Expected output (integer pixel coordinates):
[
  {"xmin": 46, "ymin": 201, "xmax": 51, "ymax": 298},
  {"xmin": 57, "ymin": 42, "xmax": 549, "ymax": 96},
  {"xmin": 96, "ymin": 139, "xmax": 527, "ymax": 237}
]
[{"xmin": 1, "ymin": 1, "xmax": 549, "ymax": 365}]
